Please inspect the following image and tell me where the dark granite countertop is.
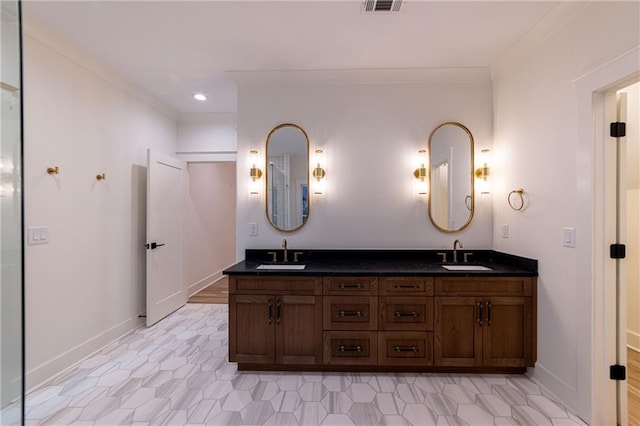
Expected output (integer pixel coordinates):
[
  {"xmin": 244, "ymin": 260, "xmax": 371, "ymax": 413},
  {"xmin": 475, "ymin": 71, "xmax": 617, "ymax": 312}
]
[{"xmin": 223, "ymin": 249, "xmax": 537, "ymax": 277}]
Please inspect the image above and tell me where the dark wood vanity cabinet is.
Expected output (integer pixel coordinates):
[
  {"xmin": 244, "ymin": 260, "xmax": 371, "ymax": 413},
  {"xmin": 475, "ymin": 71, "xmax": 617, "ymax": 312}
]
[
  {"xmin": 433, "ymin": 277, "xmax": 536, "ymax": 368},
  {"xmin": 229, "ymin": 277, "xmax": 323, "ymax": 365},
  {"xmin": 229, "ymin": 274, "xmax": 536, "ymax": 372}
]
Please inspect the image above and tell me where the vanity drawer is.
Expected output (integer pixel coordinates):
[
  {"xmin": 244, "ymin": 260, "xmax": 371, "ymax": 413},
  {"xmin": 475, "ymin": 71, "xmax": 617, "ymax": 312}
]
[
  {"xmin": 323, "ymin": 296, "xmax": 378, "ymax": 330},
  {"xmin": 379, "ymin": 297, "xmax": 433, "ymax": 331},
  {"xmin": 323, "ymin": 331, "xmax": 377, "ymax": 365},
  {"xmin": 378, "ymin": 332, "xmax": 433, "ymax": 366},
  {"xmin": 323, "ymin": 277, "xmax": 378, "ymax": 295},
  {"xmin": 435, "ymin": 277, "xmax": 533, "ymax": 297},
  {"xmin": 231, "ymin": 276, "xmax": 322, "ymax": 295},
  {"xmin": 379, "ymin": 277, "xmax": 434, "ymax": 296}
]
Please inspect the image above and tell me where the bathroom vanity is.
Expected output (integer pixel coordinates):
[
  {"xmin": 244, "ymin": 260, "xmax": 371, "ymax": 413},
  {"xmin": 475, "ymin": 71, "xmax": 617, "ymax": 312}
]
[{"xmin": 224, "ymin": 250, "xmax": 537, "ymax": 374}]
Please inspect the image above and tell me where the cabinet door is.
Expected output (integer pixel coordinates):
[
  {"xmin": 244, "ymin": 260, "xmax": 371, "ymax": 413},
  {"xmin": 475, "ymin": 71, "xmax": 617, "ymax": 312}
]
[
  {"xmin": 276, "ymin": 295, "xmax": 323, "ymax": 365},
  {"xmin": 434, "ymin": 297, "xmax": 482, "ymax": 367},
  {"xmin": 482, "ymin": 297, "xmax": 532, "ymax": 367},
  {"xmin": 230, "ymin": 295, "xmax": 274, "ymax": 364}
]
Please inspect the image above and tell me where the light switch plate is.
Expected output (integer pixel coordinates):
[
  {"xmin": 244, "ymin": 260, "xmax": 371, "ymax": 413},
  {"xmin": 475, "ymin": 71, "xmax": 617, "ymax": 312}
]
[
  {"xmin": 501, "ymin": 224, "xmax": 509, "ymax": 238},
  {"xmin": 563, "ymin": 227, "xmax": 575, "ymax": 248},
  {"xmin": 28, "ymin": 226, "xmax": 49, "ymax": 245},
  {"xmin": 249, "ymin": 223, "xmax": 258, "ymax": 236}
]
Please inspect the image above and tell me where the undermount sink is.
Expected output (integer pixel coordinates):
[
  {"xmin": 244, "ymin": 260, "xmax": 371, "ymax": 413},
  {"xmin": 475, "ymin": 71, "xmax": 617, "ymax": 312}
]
[
  {"xmin": 441, "ymin": 264, "xmax": 492, "ymax": 271},
  {"xmin": 256, "ymin": 264, "xmax": 306, "ymax": 270}
]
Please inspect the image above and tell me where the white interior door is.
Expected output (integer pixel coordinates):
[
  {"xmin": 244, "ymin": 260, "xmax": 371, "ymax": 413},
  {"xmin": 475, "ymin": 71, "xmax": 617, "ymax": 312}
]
[{"xmin": 146, "ymin": 149, "xmax": 186, "ymax": 326}]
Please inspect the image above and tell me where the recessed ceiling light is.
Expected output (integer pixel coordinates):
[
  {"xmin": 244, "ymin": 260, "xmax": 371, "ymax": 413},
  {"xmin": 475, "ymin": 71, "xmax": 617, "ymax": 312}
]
[{"xmin": 194, "ymin": 93, "xmax": 207, "ymax": 101}]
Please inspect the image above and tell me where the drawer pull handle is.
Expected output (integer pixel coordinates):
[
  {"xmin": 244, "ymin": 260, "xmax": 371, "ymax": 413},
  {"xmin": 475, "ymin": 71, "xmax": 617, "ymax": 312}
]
[
  {"xmin": 394, "ymin": 346, "xmax": 418, "ymax": 353},
  {"xmin": 486, "ymin": 301, "xmax": 492, "ymax": 326},
  {"xmin": 339, "ymin": 345, "xmax": 362, "ymax": 353},
  {"xmin": 394, "ymin": 285, "xmax": 420, "ymax": 289},
  {"xmin": 268, "ymin": 300, "xmax": 273, "ymax": 324},
  {"xmin": 394, "ymin": 311, "xmax": 419, "ymax": 318},
  {"xmin": 339, "ymin": 283, "xmax": 362, "ymax": 289},
  {"xmin": 339, "ymin": 310, "xmax": 363, "ymax": 317},
  {"xmin": 477, "ymin": 302, "xmax": 483, "ymax": 326}
]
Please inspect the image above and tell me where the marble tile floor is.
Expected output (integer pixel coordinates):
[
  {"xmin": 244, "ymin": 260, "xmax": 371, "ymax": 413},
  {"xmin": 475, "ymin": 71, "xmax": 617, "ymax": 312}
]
[{"xmin": 25, "ymin": 304, "xmax": 587, "ymax": 426}]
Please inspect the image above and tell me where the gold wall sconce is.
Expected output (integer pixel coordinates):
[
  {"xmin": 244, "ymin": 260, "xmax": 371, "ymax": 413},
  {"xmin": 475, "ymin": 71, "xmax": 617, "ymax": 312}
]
[
  {"xmin": 47, "ymin": 166, "xmax": 60, "ymax": 175},
  {"xmin": 475, "ymin": 148, "xmax": 491, "ymax": 194},
  {"xmin": 96, "ymin": 173, "xmax": 106, "ymax": 181},
  {"xmin": 312, "ymin": 149, "xmax": 326, "ymax": 181},
  {"xmin": 312, "ymin": 149, "xmax": 326, "ymax": 195},
  {"xmin": 413, "ymin": 149, "xmax": 428, "ymax": 195},
  {"xmin": 249, "ymin": 150, "xmax": 263, "ymax": 182},
  {"xmin": 249, "ymin": 150, "xmax": 262, "ymax": 196}
]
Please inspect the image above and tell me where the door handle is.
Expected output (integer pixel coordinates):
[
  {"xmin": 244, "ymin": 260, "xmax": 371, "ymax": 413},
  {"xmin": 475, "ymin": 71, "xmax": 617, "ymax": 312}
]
[
  {"xmin": 486, "ymin": 301, "xmax": 492, "ymax": 326},
  {"xmin": 477, "ymin": 302, "xmax": 483, "ymax": 326},
  {"xmin": 145, "ymin": 242, "xmax": 165, "ymax": 250}
]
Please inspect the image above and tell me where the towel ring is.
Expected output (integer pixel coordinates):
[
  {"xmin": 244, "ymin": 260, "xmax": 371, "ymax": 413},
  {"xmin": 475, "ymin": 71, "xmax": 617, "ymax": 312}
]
[{"xmin": 508, "ymin": 188, "xmax": 525, "ymax": 211}]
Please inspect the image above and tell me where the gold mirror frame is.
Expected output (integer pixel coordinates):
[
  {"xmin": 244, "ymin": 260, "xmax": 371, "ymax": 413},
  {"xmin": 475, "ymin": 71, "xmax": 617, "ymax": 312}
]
[
  {"xmin": 265, "ymin": 123, "xmax": 310, "ymax": 233},
  {"xmin": 427, "ymin": 122, "xmax": 475, "ymax": 233}
]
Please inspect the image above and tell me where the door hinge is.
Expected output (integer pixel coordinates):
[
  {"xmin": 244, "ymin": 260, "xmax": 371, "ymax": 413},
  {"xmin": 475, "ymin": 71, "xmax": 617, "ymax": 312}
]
[
  {"xmin": 610, "ymin": 122, "xmax": 626, "ymax": 138},
  {"xmin": 610, "ymin": 243, "xmax": 626, "ymax": 259},
  {"xmin": 610, "ymin": 364, "xmax": 626, "ymax": 380}
]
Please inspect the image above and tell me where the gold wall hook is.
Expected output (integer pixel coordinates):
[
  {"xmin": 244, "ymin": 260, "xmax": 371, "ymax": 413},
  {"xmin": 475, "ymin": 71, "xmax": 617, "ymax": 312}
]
[
  {"xmin": 47, "ymin": 166, "xmax": 60, "ymax": 175},
  {"xmin": 96, "ymin": 173, "xmax": 106, "ymax": 181}
]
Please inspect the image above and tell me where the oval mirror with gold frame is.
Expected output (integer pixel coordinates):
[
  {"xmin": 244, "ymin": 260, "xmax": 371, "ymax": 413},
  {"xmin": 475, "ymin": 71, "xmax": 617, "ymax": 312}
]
[
  {"xmin": 265, "ymin": 123, "xmax": 310, "ymax": 232},
  {"xmin": 428, "ymin": 122, "xmax": 475, "ymax": 233}
]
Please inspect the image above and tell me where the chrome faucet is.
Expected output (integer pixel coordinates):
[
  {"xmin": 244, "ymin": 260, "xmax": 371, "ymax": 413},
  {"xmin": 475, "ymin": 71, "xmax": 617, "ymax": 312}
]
[
  {"xmin": 282, "ymin": 239, "xmax": 288, "ymax": 262},
  {"xmin": 453, "ymin": 239, "xmax": 463, "ymax": 263}
]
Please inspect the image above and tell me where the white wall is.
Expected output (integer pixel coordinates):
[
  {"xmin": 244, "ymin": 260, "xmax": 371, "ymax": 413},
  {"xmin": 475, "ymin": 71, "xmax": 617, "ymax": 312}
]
[
  {"xmin": 491, "ymin": 2, "xmax": 640, "ymax": 422},
  {"xmin": 235, "ymin": 73, "xmax": 494, "ymax": 257},
  {"xmin": 624, "ymin": 83, "xmax": 640, "ymax": 351},
  {"xmin": 177, "ymin": 113, "xmax": 237, "ymax": 162},
  {"xmin": 184, "ymin": 162, "xmax": 236, "ymax": 296},
  {"xmin": 23, "ymin": 19, "xmax": 178, "ymax": 389}
]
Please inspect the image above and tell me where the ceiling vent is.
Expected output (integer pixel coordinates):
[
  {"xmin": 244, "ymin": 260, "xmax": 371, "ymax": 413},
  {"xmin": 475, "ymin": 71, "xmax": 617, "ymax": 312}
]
[{"xmin": 363, "ymin": 0, "xmax": 403, "ymax": 12}]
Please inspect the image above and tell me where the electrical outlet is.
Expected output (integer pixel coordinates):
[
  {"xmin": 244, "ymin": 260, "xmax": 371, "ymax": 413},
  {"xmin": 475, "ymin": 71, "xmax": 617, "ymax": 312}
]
[
  {"xmin": 501, "ymin": 224, "xmax": 509, "ymax": 238},
  {"xmin": 249, "ymin": 223, "xmax": 258, "ymax": 236}
]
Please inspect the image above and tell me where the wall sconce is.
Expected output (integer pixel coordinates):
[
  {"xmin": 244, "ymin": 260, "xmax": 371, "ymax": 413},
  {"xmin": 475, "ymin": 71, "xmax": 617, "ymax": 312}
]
[
  {"xmin": 249, "ymin": 150, "xmax": 263, "ymax": 182},
  {"xmin": 312, "ymin": 149, "xmax": 326, "ymax": 195},
  {"xmin": 413, "ymin": 149, "xmax": 428, "ymax": 195},
  {"xmin": 249, "ymin": 150, "xmax": 263, "ymax": 195},
  {"xmin": 96, "ymin": 173, "xmax": 106, "ymax": 181},
  {"xmin": 47, "ymin": 166, "xmax": 60, "ymax": 175},
  {"xmin": 475, "ymin": 148, "xmax": 491, "ymax": 194}
]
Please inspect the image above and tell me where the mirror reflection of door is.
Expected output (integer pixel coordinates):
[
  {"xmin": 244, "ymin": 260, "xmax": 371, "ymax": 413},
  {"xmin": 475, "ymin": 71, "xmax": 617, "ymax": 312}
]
[
  {"xmin": 266, "ymin": 124, "xmax": 310, "ymax": 232},
  {"xmin": 432, "ymin": 162, "xmax": 449, "ymax": 227}
]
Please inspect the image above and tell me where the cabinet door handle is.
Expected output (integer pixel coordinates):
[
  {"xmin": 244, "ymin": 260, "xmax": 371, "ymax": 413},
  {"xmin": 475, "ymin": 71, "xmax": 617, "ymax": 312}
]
[
  {"xmin": 276, "ymin": 299, "xmax": 281, "ymax": 324},
  {"xmin": 268, "ymin": 300, "xmax": 273, "ymax": 324},
  {"xmin": 477, "ymin": 302, "xmax": 483, "ymax": 326},
  {"xmin": 394, "ymin": 311, "xmax": 419, "ymax": 318},
  {"xmin": 394, "ymin": 346, "xmax": 418, "ymax": 353},
  {"xmin": 339, "ymin": 345, "xmax": 362, "ymax": 353},
  {"xmin": 486, "ymin": 301, "xmax": 492, "ymax": 326},
  {"xmin": 339, "ymin": 283, "xmax": 362, "ymax": 289},
  {"xmin": 393, "ymin": 285, "xmax": 420, "ymax": 289},
  {"xmin": 339, "ymin": 310, "xmax": 363, "ymax": 317}
]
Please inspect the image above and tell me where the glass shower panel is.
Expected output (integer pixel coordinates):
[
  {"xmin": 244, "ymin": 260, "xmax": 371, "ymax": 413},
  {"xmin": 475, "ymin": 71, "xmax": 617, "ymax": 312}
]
[{"xmin": 0, "ymin": 0, "xmax": 24, "ymax": 424}]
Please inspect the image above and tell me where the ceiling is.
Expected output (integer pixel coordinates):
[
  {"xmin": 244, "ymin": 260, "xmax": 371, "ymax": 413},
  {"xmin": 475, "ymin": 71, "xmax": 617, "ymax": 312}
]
[{"xmin": 23, "ymin": 1, "xmax": 560, "ymax": 115}]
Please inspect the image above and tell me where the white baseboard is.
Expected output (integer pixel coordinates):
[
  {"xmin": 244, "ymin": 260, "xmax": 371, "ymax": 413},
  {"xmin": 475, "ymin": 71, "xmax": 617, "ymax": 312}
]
[
  {"xmin": 188, "ymin": 271, "xmax": 223, "ymax": 297},
  {"xmin": 627, "ymin": 330, "xmax": 640, "ymax": 352},
  {"xmin": 527, "ymin": 362, "xmax": 590, "ymax": 424},
  {"xmin": 26, "ymin": 313, "xmax": 144, "ymax": 393}
]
